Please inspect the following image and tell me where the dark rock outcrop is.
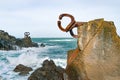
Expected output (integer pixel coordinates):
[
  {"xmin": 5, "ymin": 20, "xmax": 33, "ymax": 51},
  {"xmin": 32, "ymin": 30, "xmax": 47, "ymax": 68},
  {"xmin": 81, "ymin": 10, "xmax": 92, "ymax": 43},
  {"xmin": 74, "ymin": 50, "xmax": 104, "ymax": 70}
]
[
  {"xmin": 66, "ymin": 19, "xmax": 120, "ymax": 80},
  {"xmin": 28, "ymin": 59, "xmax": 67, "ymax": 80},
  {"xmin": 14, "ymin": 64, "xmax": 33, "ymax": 76},
  {"xmin": 15, "ymin": 37, "xmax": 38, "ymax": 48},
  {"xmin": 40, "ymin": 43, "xmax": 45, "ymax": 47},
  {"xmin": 0, "ymin": 30, "xmax": 38, "ymax": 50},
  {"xmin": 0, "ymin": 30, "xmax": 17, "ymax": 50}
]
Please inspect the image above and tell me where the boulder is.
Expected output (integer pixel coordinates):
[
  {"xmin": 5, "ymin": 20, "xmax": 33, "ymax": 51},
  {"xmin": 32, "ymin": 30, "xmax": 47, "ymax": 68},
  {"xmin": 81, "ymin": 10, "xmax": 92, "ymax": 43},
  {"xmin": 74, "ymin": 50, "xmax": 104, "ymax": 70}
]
[
  {"xmin": 66, "ymin": 19, "xmax": 120, "ymax": 80},
  {"xmin": 28, "ymin": 59, "xmax": 67, "ymax": 80},
  {"xmin": 14, "ymin": 64, "xmax": 33, "ymax": 76}
]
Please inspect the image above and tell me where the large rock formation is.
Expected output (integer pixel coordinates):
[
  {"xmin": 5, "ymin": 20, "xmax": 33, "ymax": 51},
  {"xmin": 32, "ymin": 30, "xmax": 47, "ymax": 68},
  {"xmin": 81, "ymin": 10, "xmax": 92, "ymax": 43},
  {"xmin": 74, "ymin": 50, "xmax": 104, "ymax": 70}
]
[
  {"xmin": 28, "ymin": 59, "xmax": 67, "ymax": 80},
  {"xmin": 0, "ymin": 30, "xmax": 17, "ymax": 50},
  {"xmin": 66, "ymin": 19, "xmax": 120, "ymax": 80},
  {"xmin": 0, "ymin": 30, "xmax": 38, "ymax": 50}
]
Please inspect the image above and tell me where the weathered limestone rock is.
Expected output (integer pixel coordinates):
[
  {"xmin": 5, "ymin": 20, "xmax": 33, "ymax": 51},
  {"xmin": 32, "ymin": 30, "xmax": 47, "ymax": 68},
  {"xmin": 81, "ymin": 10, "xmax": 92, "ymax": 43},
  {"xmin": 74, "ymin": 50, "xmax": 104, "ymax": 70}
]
[
  {"xmin": 66, "ymin": 19, "xmax": 120, "ymax": 80},
  {"xmin": 14, "ymin": 64, "xmax": 33, "ymax": 75}
]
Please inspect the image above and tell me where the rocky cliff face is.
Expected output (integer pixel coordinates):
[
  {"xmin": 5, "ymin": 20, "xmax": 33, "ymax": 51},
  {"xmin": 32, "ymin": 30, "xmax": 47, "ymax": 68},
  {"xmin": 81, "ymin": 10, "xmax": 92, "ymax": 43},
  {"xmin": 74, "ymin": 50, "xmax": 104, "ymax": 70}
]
[
  {"xmin": 66, "ymin": 19, "xmax": 120, "ymax": 80},
  {"xmin": 0, "ymin": 30, "xmax": 38, "ymax": 50}
]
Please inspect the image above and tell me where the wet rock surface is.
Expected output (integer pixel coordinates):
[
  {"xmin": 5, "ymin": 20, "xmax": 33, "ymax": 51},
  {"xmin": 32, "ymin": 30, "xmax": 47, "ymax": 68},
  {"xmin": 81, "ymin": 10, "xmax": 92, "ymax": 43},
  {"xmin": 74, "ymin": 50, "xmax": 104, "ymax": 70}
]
[
  {"xmin": 14, "ymin": 64, "xmax": 33, "ymax": 76},
  {"xmin": 66, "ymin": 19, "xmax": 120, "ymax": 80},
  {"xmin": 0, "ymin": 30, "xmax": 38, "ymax": 50},
  {"xmin": 28, "ymin": 59, "xmax": 67, "ymax": 80}
]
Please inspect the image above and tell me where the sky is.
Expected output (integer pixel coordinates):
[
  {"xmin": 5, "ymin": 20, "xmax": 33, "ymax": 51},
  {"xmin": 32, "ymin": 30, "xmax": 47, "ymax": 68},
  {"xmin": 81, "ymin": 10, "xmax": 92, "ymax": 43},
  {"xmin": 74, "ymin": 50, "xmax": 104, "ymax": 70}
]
[{"xmin": 0, "ymin": 0, "xmax": 120, "ymax": 38}]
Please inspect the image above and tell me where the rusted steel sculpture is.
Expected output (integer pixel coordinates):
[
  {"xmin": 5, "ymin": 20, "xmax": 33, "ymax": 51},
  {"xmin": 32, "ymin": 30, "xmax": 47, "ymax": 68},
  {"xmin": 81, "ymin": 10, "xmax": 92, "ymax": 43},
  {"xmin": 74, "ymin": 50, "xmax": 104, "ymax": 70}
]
[
  {"xmin": 57, "ymin": 13, "xmax": 89, "ymax": 80},
  {"xmin": 58, "ymin": 13, "xmax": 120, "ymax": 80},
  {"xmin": 57, "ymin": 13, "xmax": 85, "ymax": 38},
  {"xmin": 24, "ymin": 32, "xmax": 30, "ymax": 38},
  {"xmin": 57, "ymin": 13, "xmax": 83, "ymax": 64}
]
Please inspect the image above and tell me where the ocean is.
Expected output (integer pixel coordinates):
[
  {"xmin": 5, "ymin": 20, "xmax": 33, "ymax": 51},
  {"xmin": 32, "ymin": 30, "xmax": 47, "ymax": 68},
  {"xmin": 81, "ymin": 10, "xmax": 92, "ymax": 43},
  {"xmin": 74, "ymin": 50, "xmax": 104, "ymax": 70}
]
[{"xmin": 0, "ymin": 38, "xmax": 77, "ymax": 80}]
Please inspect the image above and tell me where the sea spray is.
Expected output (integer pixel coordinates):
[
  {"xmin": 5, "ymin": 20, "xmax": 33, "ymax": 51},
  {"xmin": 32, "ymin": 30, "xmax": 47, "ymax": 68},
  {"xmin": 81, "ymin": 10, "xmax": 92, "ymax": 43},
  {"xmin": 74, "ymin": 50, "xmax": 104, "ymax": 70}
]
[{"xmin": 0, "ymin": 38, "xmax": 77, "ymax": 80}]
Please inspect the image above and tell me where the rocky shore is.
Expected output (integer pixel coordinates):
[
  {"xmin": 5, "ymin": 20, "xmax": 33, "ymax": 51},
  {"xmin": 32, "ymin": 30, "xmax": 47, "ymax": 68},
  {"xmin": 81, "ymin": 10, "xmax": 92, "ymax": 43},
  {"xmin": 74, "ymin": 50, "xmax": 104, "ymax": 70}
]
[
  {"xmin": 14, "ymin": 60, "xmax": 67, "ymax": 80},
  {"xmin": 0, "ymin": 30, "xmax": 38, "ymax": 50},
  {"xmin": 10, "ymin": 18, "xmax": 120, "ymax": 80},
  {"xmin": 28, "ymin": 60, "xmax": 67, "ymax": 80}
]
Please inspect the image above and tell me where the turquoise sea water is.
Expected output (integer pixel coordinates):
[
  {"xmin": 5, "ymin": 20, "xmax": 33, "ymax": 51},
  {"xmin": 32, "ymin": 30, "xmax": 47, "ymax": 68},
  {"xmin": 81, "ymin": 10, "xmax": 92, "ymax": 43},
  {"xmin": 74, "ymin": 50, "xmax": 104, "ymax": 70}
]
[{"xmin": 0, "ymin": 38, "xmax": 77, "ymax": 80}]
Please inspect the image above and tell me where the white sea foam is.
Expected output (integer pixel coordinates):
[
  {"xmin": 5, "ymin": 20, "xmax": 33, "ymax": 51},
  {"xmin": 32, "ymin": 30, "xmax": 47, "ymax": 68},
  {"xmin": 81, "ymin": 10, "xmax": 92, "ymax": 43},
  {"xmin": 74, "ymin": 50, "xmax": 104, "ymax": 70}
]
[
  {"xmin": 6, "ymin": 47, "xmax": 49, "ymax": 67},
  {"xmin": 7, "ymin": 52, "xmax": 66, "ymax": 69},
  {"xmin": 49, "ymin": 39, "xmax": 75, "ymax": 42},
  {"xmin": 6, "ymin": 45, "xmax": 65, "ymax": 66},
  {"xmin": 7, "ymin": 53, "xmax": 37, "ymax": 66},
  {"xmin": 53, "ymin": 58, "xmax": 67, "ymax": 68},
  {"xmin": 0, "ymin": 44, "xmax": 67, "ymax": 80}
]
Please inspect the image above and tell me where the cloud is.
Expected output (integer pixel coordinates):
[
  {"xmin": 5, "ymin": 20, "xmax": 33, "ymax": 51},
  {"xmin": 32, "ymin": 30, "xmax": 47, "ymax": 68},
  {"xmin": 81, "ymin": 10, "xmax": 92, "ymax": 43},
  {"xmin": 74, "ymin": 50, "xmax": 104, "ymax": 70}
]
[{"xmin": 0, "ymin": 0, "xmax": 120, "ymax": 37}]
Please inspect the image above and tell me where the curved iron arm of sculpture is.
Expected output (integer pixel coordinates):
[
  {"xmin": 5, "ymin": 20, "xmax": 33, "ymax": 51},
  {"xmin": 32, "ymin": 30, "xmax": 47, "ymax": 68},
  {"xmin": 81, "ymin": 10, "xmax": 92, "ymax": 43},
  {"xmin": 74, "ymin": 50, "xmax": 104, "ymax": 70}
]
[
  {"xmin": 57, "ymin": 13, "xmax": 76, "ymax": 32},
  {"xmin": 57, "ymin": 13, "xmax": 85, "ymax": 38},
  {"xmin": 69, "ymin": 29, "xmax": 78, "ymax": 38}
]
